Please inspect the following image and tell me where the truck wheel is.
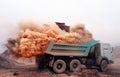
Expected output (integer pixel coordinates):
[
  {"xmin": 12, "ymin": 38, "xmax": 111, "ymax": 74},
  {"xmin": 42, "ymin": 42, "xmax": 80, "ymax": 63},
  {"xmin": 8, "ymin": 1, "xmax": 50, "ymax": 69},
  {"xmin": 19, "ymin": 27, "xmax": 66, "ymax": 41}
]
[
  {"xmin": 100, "ymin": 60, "xmax": 108, "ymax": 72},
  {"xmin": 53, "ymin": 59, "xmax": 66, "ymax": 74},
  {"xmin": 70, "ymin": 59, "xmax": 81, "ymax": 72}
]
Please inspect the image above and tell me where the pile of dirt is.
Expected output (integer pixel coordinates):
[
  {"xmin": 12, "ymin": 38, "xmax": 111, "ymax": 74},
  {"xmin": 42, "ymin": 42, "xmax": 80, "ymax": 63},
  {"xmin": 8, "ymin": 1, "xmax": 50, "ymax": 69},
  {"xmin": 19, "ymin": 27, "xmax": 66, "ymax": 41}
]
[
  {"xmin": 0, "ymin": 52, "xmax": 15, "ymax": 68},
  {"xmin": 0, "ymin": 50, "xmax": 36, "ymax": 68}
]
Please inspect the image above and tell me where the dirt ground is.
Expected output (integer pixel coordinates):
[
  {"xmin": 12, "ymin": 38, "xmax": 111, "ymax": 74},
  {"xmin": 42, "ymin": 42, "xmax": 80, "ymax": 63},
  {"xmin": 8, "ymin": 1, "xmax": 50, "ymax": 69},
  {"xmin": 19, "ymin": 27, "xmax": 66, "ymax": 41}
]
[
  {"xmin": 0, "ymin": 63, "xmax": 120, "ymax": 77},
  {"xmin": 0, "ymin": 51, "xmax": 120, "ymax": 77}
]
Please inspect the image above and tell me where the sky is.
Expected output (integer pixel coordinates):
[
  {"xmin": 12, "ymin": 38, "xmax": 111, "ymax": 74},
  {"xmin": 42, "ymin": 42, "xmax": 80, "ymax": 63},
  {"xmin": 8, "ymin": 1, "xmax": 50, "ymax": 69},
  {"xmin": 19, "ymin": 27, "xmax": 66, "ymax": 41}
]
[{"xmin": 0, "ymin": 0, "xmax": 120, "ymax": 53}]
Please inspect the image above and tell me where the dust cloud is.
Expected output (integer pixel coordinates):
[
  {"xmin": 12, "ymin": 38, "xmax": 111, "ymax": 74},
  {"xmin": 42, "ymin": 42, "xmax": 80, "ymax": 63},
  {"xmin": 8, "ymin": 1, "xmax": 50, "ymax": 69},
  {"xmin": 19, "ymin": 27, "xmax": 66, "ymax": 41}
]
[
  {"xmin": 6, "ymin": 20, "xmax": 93, "ymax": 58},
  {"xmin": 0, "ymin": 21, "xmax": 19, "ymax": 53}
]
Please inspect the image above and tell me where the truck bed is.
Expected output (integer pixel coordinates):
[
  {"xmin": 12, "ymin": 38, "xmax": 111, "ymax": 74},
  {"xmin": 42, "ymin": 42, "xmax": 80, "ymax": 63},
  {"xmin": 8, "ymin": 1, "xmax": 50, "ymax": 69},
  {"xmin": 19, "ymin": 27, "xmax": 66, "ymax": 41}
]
[{"xmin": 45, "ymin": 40, "xmax": 99, "ymax": 57}]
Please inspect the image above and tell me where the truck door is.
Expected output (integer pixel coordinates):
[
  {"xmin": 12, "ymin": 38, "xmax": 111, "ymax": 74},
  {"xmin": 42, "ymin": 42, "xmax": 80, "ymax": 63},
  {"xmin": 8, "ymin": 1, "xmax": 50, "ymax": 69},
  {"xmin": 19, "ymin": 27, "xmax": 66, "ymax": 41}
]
[{"xmin": 102, "ymin": 44, "xmax": 113, "ymax": 61}]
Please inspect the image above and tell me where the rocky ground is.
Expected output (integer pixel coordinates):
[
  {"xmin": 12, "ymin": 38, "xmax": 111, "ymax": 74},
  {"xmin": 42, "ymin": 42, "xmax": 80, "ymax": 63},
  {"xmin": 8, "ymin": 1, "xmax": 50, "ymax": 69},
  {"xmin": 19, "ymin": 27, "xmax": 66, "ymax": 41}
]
[
  {"xmin": 0, "ymin": 58, "xmax": 120, "ymax": 77},
  {"xmin": 0, "ymin": 64, "xmax": 120, "ymax": 77},
  {"xmin": 0, "ymin": 47, "xmax": 120, "ymax": 77}
]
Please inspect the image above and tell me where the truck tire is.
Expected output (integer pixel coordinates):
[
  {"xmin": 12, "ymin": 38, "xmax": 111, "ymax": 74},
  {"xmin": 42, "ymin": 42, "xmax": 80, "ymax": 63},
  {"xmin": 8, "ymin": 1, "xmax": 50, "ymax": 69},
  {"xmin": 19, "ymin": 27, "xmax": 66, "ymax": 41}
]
[
  {"xmin": 53, "ymin": 59, "xmax": 66, "ymax": 74},
  {"xmin": 100, "ymin": 60, "xmax": 108, "ymax": 72},
  {"xmin": 70, "ymin": 59, "xmax": 81, "ymax": 72}
]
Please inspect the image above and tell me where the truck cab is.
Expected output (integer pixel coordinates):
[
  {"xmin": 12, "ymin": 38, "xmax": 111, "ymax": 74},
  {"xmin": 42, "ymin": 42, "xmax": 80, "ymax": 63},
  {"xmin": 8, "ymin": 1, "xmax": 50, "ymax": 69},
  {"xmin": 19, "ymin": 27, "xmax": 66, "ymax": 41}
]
[
  {"xmin": 100, "ymin": 43, "xmax": 113, "ymax": 63},
  {"xmin": 86, "ymin": 42, "xmax": 113, "ymax": 71},
  {"xmin": 94, "ymin": 43, "xmax": 113, "ymax": 71}
]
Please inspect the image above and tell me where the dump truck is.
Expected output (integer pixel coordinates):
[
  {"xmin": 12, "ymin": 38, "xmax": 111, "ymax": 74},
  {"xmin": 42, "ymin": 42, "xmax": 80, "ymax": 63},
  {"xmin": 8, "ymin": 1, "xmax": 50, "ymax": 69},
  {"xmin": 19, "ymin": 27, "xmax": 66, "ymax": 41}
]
[{"xmin": 36, "ymin": 40, "xmax": 113, "ymax": 73}]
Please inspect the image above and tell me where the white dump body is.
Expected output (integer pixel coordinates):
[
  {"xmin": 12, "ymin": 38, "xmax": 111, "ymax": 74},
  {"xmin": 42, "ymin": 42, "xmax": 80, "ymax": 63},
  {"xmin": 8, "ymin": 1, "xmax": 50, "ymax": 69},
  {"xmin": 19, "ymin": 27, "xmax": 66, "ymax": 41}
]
[{"xmin": 100, "ymin": 43, "xmax": 113, "ymax": 62}]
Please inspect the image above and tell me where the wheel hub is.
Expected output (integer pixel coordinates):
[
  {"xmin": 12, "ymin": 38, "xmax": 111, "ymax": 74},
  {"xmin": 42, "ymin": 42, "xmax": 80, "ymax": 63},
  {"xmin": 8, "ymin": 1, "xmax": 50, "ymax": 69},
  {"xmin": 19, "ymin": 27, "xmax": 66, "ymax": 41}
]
[
  {"xmin": 73, "ymin": 63, "xmax": 77, "ymax": 68},
  {"xmin": 57, "ymin": 64, "xmax": 62, "ymax": 69}
]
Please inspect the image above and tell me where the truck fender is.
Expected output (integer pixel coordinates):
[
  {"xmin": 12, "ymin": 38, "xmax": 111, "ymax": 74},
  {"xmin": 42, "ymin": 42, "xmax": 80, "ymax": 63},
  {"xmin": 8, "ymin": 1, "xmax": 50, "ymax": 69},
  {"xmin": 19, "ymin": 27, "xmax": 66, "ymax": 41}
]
[
  {"xmin": 97, "ymin": 57, "xmax": 109, "ymax": 65},
  {"xmin": 96, "ymin": 56, "xmax": 109, "ymax": 65},
  {"xmin": 101, "ymin": 57, "xmax": 109, "ymax": 64}
]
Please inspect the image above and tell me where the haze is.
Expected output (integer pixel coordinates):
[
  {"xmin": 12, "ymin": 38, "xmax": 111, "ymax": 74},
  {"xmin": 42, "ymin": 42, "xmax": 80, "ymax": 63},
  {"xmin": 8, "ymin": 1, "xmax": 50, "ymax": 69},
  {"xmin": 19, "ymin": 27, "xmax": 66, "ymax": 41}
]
[{"xmin": 0, "ymin": 0, "xmax": 120, "ymax": 53}]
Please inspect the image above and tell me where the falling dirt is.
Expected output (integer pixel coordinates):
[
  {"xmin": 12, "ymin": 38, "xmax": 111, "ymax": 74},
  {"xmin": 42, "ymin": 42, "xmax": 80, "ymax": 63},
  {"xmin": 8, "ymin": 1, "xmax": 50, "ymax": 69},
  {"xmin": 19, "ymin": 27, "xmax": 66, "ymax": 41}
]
[{"xmin": 7, "ymin": 20, "xmax": 93, "ymax": 58}]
